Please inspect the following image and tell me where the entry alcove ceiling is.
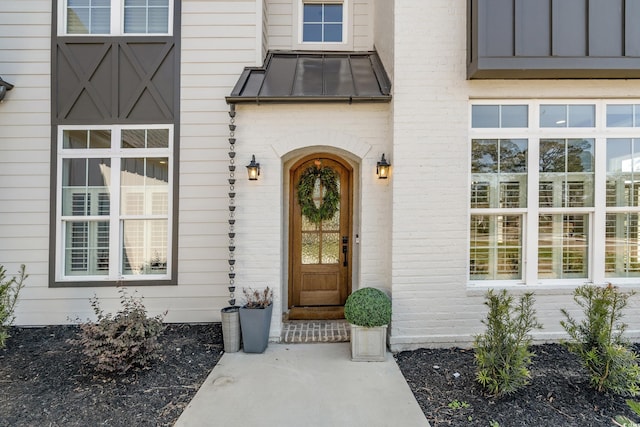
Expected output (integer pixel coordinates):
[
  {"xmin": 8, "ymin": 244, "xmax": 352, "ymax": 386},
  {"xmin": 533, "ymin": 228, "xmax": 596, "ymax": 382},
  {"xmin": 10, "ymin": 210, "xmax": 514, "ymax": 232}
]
[{"xmin": 226, "ymin": 51, "xmax": 392, "ymax": 104}]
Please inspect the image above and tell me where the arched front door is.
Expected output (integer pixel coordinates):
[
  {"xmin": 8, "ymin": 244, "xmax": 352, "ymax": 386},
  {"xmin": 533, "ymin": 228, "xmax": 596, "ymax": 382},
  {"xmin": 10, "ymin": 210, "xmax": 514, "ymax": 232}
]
[{"xmin": 288, "ymin": 154, "xmax": 352, "ymax": 320}]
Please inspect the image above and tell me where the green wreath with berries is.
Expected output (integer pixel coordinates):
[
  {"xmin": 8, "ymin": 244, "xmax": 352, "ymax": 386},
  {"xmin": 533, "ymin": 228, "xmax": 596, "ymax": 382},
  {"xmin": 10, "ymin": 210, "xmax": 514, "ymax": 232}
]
[{"xmin": 297, "ymin": 166, "xmax": 339, "ymax": 224}]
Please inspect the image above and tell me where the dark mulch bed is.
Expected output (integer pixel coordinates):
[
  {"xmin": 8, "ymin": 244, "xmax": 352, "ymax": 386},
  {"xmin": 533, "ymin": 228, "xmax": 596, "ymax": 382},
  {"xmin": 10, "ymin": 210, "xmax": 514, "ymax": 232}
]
[
  {"xmin": 0, "ymin": 324, "xmax": 223, "ymax": 427},
  {"xmin": 395, "ymin": 343, "xmax": 639, "ymax": 427},
  {"xmin": 3, "ymin": 325, "xmax": 639, "ymax": 427}
]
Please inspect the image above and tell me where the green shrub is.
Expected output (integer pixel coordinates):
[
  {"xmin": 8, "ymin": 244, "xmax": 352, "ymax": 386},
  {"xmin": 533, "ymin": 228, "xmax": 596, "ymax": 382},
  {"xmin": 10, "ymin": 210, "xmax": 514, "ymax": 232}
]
[
  {"xmin": 70, "ymin": 288, "xmax": 166, "ymax": 375},
  {"xmin": 474, "ymin": 289, "xmax": 542, "ymax": 397},
  {"xmin": 614, "ymin": 400, "xmax": 640, "ymax": 426},
  {"xmin": 344, "ymin": 287, "xmax": 391, "ymax": 327},
  {"xmin": 0, "ymin": 264, "xmax": 27, "ymax": 349},
  {"xmin": 561, "ymin": 284, "xmax": 640, "ymax": 396}
]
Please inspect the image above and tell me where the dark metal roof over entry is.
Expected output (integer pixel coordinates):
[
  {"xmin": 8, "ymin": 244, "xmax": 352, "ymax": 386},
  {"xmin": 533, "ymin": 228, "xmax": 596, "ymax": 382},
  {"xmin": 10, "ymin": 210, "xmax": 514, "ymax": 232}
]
[{"xmin": 226, "ymin": 51, "xmax": 391, "ymax": 104}]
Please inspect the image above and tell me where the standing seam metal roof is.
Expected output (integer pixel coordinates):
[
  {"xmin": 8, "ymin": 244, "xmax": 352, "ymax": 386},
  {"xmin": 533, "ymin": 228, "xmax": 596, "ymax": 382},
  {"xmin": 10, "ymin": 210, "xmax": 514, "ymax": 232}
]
[{"xmin": 226, "ymin": 51, "xmax": 392, "ymax": 104}]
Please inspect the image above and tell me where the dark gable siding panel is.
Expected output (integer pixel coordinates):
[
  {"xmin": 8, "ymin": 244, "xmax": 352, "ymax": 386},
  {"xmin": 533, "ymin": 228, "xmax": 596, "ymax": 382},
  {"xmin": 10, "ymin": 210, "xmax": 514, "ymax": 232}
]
[
  {"xmin": 515, "ymin": 0, "xmax": 550, "ymax": 57},
  {"xmin": 55, "ymin": 38, "xmax": 176, "ymax": 125},
  {"xmin": 118, "ymin": 40, "xmax": 176, "ymax": 122},
  {"xmin": 552, "ymin": 0, "xmax": 587, "ymax": 57},
  {"xmin": 589, "ymin": 0, "xmax": 623, "ymax": 57},
  {"xmin": 480, "ymin": 0, "xmax": 513, "ymax": 57},
  {"xmin": 469, "ymin": 0, "xmax": 640, "ymax": 78},
  {"xmin": 626, "ymin": 0, "xmax": 640, "ymax": 56},
  {"xmin": 55, "ymin": 42, "xmax": 115, "ymax": 122}
]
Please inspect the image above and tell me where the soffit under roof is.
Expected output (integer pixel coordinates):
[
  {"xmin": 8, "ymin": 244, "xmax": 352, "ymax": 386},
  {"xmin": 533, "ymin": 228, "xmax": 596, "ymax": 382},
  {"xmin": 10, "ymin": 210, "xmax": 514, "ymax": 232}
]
[{"xmin": 226, "ymin": 51, "xmax": 392, "ymax": 104}]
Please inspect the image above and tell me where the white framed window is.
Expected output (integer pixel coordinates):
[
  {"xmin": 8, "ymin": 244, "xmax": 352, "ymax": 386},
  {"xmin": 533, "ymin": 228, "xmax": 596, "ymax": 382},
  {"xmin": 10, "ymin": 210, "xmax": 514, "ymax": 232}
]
[
  {"xmin": 60, "ymin": 0, "xmax": 172, "ymax": 36},
  {"xmin": 294, "ymin": 0, "xmax": 351, "ymax": 50},
  {"xmin": 469, "ymin": 100, "xmax": 640, "ymax": 286},
  {"xmin": 302, "ymin": 2, "xmax": 343, "ymax": 42},
  {"xmin": 56, "ymin": 125, "xmax": 173, "ymax": 282}
]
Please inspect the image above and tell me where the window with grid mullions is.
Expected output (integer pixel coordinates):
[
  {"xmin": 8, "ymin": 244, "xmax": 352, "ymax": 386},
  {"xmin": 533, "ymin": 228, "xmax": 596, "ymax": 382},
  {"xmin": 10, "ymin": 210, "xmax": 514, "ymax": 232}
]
[
  {"xmin": 61, "ymin": 0, "xmax": 172, "ymax": 35},
  {"xmin": 56, "ymin": 126, "xmax": 172, "ymax": 282},
  {"xmin": 302, "ymin": 2, "xmax": 343, "ymax": 42},
  {"xmin": 469, "ymin": 102, "xmax": 608, "ymax": 285}
]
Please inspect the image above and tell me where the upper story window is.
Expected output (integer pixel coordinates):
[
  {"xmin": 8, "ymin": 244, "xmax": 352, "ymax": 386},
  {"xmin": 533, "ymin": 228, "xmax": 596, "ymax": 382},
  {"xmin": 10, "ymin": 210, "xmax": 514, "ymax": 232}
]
[
  {"xmin": 62, "ymin": 0, "xmax": 172, "ymax": 35},
  {"xmin": 297, "ymin": 0, "xmax": 348, "ymax": 48},
  {"xmin": 303, "ymin": 2, "xmax": 343, "ymax": 43}
]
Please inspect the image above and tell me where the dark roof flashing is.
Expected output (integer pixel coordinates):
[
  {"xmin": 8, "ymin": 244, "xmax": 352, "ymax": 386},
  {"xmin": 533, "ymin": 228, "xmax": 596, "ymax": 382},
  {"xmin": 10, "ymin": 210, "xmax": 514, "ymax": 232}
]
[{"xmin": 227, "ymin": 51, "xmax": 392, "ymax": 104}]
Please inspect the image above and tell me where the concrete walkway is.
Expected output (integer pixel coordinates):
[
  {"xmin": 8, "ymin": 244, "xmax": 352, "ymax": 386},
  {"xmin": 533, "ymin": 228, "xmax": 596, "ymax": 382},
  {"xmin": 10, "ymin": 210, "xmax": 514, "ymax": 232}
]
[{"xmin": 175, "ymin": 343, "xmax": 430, "ymax": 427}]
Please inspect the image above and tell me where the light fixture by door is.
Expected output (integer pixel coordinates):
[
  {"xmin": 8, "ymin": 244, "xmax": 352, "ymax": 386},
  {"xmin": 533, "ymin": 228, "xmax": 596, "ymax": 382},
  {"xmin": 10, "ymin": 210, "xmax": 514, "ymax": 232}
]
[
  {"xmin": 0, "ymin": 76, "xmax": 14, "ymax": 102},
  {"xmin": 246, "ymin": 155, "xmax": 260, "ymax": 180},
  {"xmin": 376, "ymin": 153, "xmax": 390, "ymax": 179}
]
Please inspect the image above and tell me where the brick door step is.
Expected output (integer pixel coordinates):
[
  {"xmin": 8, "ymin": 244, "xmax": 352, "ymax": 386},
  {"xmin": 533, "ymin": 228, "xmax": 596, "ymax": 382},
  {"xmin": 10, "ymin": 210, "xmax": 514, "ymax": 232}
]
[{"xmin": 281, "ymin": 320, "xmax": 351, "ymax": 343}]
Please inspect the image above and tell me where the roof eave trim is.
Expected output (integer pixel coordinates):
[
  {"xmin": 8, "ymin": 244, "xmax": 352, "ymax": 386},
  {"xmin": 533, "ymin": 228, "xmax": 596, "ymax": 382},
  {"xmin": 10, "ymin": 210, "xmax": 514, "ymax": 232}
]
[{"xmin": 225, "ymin": 95, "xmax": 392, "ymax": 104}]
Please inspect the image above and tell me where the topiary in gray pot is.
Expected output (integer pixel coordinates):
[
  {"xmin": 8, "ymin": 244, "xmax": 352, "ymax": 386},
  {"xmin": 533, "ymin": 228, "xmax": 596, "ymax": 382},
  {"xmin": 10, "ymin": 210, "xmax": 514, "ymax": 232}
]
[{"xmin": 344, "ymin": 287, "xmax": 391, "ymax": 362}]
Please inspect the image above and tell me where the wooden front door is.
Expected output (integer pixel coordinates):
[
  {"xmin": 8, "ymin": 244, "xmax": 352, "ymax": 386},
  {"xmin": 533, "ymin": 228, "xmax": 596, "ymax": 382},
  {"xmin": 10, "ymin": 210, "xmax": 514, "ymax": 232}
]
[{"xmin": 289, "ymin": 155, "xmax": 352, "ymax": 319}]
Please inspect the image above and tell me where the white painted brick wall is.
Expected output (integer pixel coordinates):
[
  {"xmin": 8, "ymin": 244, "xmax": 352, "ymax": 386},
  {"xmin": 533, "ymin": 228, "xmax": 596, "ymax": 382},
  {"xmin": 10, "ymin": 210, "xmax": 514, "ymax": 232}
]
[
  {"xmin": 235, "ymin": 104, "xmax": 393, "ymax": 307},
  {"xmin": 389, "ymin": 0, "xmax": 640, "ymax": 350},
  {"xmin": 391, "ymin": 1, "xmax": 469, "ymax": 350}
]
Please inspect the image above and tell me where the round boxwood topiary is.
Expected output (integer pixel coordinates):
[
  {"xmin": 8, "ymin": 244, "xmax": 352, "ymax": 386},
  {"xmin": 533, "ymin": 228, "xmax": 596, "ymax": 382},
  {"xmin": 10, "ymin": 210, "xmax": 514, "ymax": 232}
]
[{"xmin": 344, "ymin": 287, "xmax": 391, "ymax": 327}]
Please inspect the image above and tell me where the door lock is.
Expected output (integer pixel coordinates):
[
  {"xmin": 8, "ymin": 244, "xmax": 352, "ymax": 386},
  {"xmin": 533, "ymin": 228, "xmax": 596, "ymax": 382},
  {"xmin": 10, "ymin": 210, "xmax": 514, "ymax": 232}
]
[{"xmin": 342, "ymin": 236, "xmax": 348, "ymax": 267}]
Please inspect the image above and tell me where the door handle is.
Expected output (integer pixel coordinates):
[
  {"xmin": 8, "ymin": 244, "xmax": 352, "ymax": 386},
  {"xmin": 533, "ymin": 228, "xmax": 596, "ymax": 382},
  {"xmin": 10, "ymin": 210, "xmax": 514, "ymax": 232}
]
[{"xmin": 342, "ymin": 236, "xmax": 348, "ymax": 267}]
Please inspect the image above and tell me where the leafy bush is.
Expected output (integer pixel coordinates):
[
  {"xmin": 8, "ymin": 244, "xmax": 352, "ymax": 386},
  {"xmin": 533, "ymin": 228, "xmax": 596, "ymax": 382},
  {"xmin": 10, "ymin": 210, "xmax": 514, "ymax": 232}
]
[
  {"xmin": 474, "ymin": 289, "xmax": 542, "ymax": 397},
  {"xmin": 561, "ymin": 284, "xmax": 640, "ymax": 396},
  {"xmin": 344, "ymin": 287, "xmax": 391, "ymax": 327},
  {"xmin": 70, "ymin": 288, "xmax": 166, "ymax": 375},
  {"xmin": 614, "ymin": 400, "xmax": 640, "ymax": 426},
  {"xmin": 0, "ymin": 264, "xmax": 27, "ymax": 348}
]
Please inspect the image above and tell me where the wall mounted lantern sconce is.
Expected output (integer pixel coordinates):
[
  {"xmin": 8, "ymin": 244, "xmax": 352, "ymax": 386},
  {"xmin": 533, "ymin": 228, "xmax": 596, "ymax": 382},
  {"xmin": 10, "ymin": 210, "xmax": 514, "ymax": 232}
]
[
  {"xmin": 376, "ymin": 153, "xmax": 390, "ymax": 179},
  {"xmin": 0, "ymin": 76, "xmax": 14, "ymax": 102},
  {"xmin": 246, "ymin": 155, "xmax": 260, "ymax": 180}
]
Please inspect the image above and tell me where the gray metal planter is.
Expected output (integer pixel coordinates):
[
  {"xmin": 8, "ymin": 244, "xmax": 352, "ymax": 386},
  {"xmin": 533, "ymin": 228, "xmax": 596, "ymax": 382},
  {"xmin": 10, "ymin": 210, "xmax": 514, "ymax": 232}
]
[
  {"xmin": 221, "ymin": 306, "xmax": 241, "ymax": 353},
  {"xmin": 239, "ymin": 304, "xmax": 273, "ymax": 353}
]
